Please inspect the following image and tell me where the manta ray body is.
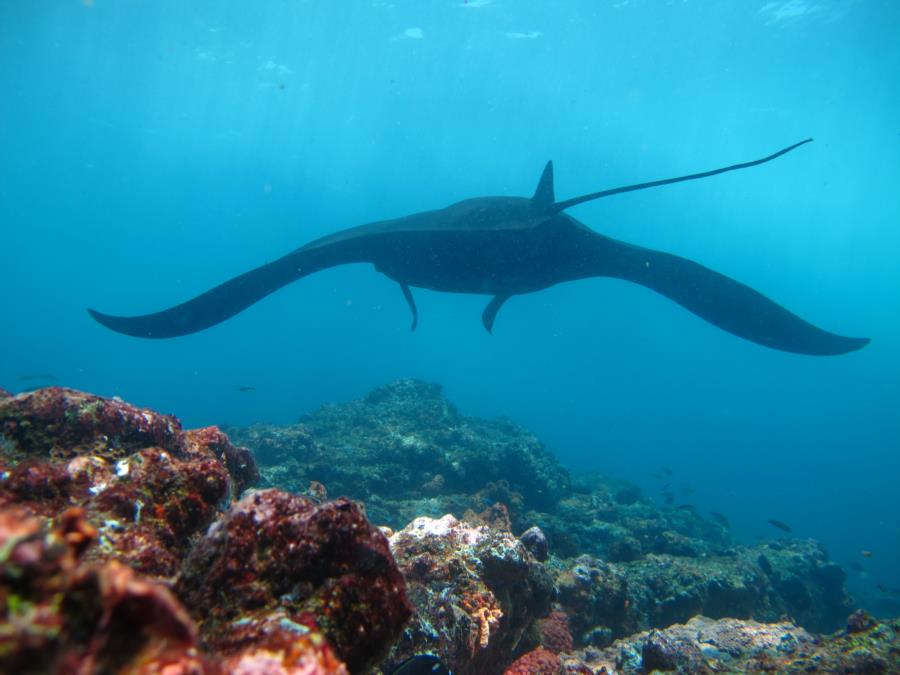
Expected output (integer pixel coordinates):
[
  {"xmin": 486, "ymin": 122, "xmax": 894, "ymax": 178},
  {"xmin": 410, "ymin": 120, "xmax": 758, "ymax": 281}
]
[{"xmin": 89, "ymin": 139, "xmax": 869, "ymax": 356}]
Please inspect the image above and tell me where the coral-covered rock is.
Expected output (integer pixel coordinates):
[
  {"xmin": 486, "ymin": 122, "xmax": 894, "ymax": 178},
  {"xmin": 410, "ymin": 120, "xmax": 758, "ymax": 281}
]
[
  {"xmin": 536, "ymin": 479, "xmax": 731, "ymax": 562},
  {"xmin": 385, "ymin": 514, "xmax": 554, "ymax": 675},
  {"xmin": 503, "ymin": 647, "xmax": 562, "ymax": 674},
  {"xmin": 617, "ymin": 552, "xmax": 770, "ymax": 635},
  {"xmin": 185, "ymin": 425, "xmax": 259, "ymax": 496},
  {"xmin": 221, "ymin": 629, "xmax": 349, "ymax": 675},
  {"xmin": 552, "ymin": 540, "xmax": 855, "ymax": 646},
  {"xmin": 0, "ymin": 386, "xmax": 183, "ymax": 460},
  {"xmin": 0, "ymin": 505, "xmax": 204, "ymax": 674},
  {"xmin": 742, "ymin": 538, "xmax": 854, "ymax": 633},
  {"xmin": 563, "ymin": 614, "xmax": 900, "ymax": 674},
  {"xmin": 551, "ymin": 555, "xmax": 630, "ymax": 643},
  {"xmin": 176, "ymin": 488, "xmax": 411, "ymax": 673},
  {"xmin": 520, "ymin": 525, "xmax": 550, "ymax": 562},
  {"xmin": 0, "ymin": 502, "xmax": 350, "ymax": 674},
  {"xmin": 0, "ymin": 387, "xmax": 257, "ymax": 579},
  {"xmin": 537, "ymin": 610, "xmax": 573, "ymax": 654},
  {"xmin": 226, "ymin": 379, "xmax": 571, "ymax": 528}
]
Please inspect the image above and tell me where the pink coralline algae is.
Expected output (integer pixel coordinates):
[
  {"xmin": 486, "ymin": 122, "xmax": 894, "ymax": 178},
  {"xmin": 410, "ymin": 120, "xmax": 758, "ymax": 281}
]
[
  {"xmin": 385, "ymin": 513, "xmax": 554, "ymax": 675},
  {"xmin": 176, "ymin": 488, "xmax": 412, "ymax": 673}
]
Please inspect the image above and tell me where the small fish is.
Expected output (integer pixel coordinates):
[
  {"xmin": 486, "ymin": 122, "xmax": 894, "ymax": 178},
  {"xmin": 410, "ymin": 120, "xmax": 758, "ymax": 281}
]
[
  {"xmin": 677, "ymin": 503, "xmax": 697, "ymax": 512},
  {"xmin": 19, "ymin": 373, "xmax": 58, "ymax": 381},
  {"xmin": 663, "ymin": 494, "xmax": 674, "ymax": 505},
  {"xmin": 878, "ymin": 583, "xmax": 889, "ymax": 594},
  {"xmin": 861, "ymin": 550, "xmax": 874, "ymax": 558},
  {"xmin": 660, "ymin": 482, "xmax": 672, "ymax": 492},
  {"xmin": 848, "ymin": 561, "xmax": 866, "ymax": 572},
  {"xmin": 709, "ymin": 511, "xmax": 730, "ymax": 528},
  {"xmin": 389, "ymin": 654, "xmax": 451, "ymax": 675},
  {"xmin": 236, "ymin": 386, "xmax": 256, "ymax": 393},
  {"xmin": 767, "ymin": 519, "xmax": 792, "ymax": 533},
  {"xmin": 662, "ymin": 467, "xmax": 673, "ymax": 477}
]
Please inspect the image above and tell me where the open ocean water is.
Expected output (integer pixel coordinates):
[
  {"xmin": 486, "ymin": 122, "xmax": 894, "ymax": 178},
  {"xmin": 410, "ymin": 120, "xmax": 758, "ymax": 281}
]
[{"xmin": 2, "ymin": 1, "xmax": 899, "ymax": 617}]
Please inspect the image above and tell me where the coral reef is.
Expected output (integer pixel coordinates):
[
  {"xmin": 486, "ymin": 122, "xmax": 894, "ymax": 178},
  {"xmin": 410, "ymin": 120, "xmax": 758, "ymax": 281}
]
[
  {"xmin": 3, "ymin": 381, "xmax": 898, "ymax": 674},
  {"xmin": 562, "ymin": 613, "xmax": 900, "ymax": 674},
  {"xmin": 384, "ymin": 513, "xmax": 554, "ymax": 675},
  {"xmin": 533, "ymin": 476, "xmax": 730, "ymax": 561},
  {"xmin": 550, "ymin": 539, "xmax": 853, "ymax": 646},
  {"xmin": 226, "ymin": 379, "xmax": 571, "ymax": 528},
  {"xmin": 229, "ymin": 379, "xmax": 879, "ymax": 659},
  {"xmin": 0, "ymin": 387, "xmax": 257, "ymax": 580},
  {"xmin": 177, "ymin": 488, "xmax": 412, "ymax": 672},
  {"xmin": 0, "ymin": 504, "xmax": 206, "ymax": 674},
  {"xmin": 0, "ymin": 387, "xmax": 406, "ymax": 674}
]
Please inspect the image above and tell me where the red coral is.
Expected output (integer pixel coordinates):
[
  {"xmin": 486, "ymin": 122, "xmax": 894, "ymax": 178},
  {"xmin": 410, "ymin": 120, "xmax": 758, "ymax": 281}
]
[
  {"xmin": 503, "ymin": 647, "xmax": 562, "ymax": 675},
  {"xmin": 539, "ymin": 610, "xmax": 574, "ymax": 654}
]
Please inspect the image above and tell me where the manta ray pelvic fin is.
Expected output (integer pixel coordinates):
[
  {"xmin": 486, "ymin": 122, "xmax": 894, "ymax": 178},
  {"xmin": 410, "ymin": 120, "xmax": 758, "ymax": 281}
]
[
  {"xmin": 400, "ymin": 282, "xmax": 418, "ymax": 331},
  {"xmin": 482, "ymin": 294, "xmax": 512, "ymax": 334}
]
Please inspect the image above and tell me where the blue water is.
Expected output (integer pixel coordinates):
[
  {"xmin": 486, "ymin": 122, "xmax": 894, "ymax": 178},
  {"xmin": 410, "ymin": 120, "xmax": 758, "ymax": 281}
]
[{"xmin": 2, "ymin": 1, "xmax": 899, "ymax": 614}]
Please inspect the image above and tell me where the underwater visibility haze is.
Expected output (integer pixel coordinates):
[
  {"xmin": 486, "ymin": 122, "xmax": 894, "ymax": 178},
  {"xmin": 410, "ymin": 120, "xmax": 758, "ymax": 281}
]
[{"xmin": 2, "ymin": 0, "xmax": 900, "ymax": 657}]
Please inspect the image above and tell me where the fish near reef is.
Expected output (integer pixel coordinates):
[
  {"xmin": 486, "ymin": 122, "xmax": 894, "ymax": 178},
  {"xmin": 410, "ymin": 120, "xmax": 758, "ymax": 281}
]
[
  {"xmin": 88, "ymin": 140, "xmax": 869, "ymax": 356},
  {"xmin": 767, "ymin": 519, "xmax": 793, "ymax": 533}
]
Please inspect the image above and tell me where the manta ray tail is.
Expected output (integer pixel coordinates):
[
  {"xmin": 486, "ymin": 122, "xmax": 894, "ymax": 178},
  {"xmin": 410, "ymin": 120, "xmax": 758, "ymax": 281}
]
[
  {"xmin": 88, "ymin": 243, "xmax": 360, "ymax": 338},
  {"xmin": 553, "ymin": 139, "xmax": 813, "ymax": 212},
  {"xmin": 594, "ymin": 235, "xmax": 869, "ymax": 355}
]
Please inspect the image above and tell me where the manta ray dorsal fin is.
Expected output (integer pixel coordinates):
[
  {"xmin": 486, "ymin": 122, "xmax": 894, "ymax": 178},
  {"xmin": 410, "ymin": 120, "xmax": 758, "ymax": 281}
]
[
  {"xmin": 532, "ymin": 161, "xmax": 555, "ymax": 206},
  {"xmin": 482, "ymin": 294, "xmax": 511, "ymax": 334}
]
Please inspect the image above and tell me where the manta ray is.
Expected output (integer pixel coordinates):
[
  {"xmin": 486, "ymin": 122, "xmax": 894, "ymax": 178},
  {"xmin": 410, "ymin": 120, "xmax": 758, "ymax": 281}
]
[{"xmin": 89, "ymin": 139, "xmax": 869, "ymax": 356}]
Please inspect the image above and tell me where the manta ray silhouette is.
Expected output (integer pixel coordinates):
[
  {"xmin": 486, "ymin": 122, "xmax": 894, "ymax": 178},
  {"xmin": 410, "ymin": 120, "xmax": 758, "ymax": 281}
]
[{"xmin": 89, "ymin": 139, "xmax": 869, "ymax": 356}]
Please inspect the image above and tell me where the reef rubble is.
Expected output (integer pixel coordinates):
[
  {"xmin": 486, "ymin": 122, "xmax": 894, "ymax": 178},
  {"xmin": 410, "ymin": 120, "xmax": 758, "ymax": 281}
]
[{"xmin": 2, "ymin": 382, "xmax": 898, "ymax": 674}]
